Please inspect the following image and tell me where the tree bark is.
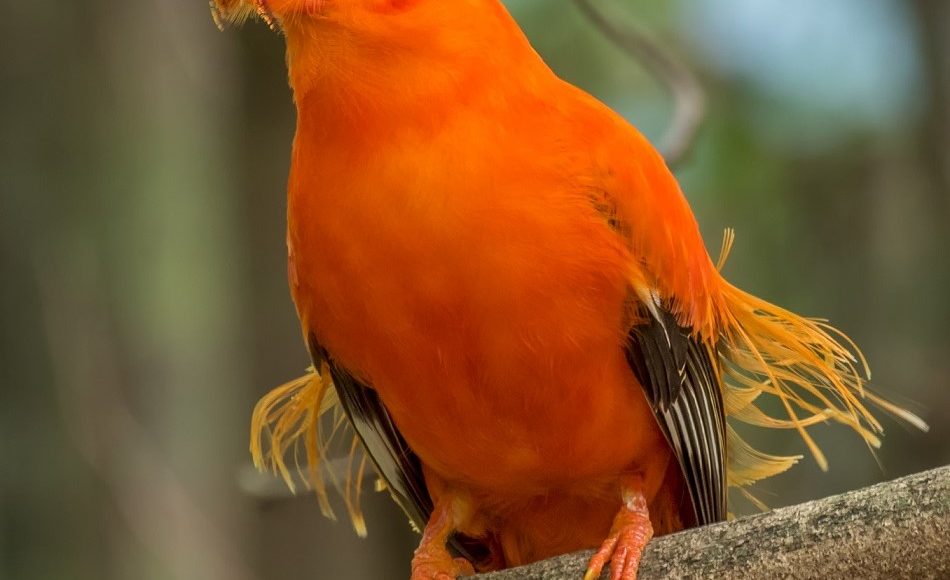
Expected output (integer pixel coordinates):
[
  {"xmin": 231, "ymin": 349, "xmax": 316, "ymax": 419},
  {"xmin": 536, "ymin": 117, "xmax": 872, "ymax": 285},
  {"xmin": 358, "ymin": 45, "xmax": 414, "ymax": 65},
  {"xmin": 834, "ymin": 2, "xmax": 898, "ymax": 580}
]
[{"xmin": 475, "ymin": 465, "xmax": 950, "ymax": 579}]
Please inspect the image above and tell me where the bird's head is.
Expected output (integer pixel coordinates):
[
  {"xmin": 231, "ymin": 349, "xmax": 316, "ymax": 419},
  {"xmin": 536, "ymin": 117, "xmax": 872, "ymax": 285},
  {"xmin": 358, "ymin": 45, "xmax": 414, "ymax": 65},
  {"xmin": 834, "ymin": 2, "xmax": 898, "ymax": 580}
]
[
  {"xmin": 211, "ymin": 0, "xmax": 425, "ymax": 30},
  {"xmin": 209, "ymin": 0, "xmax": 505, "ymax": 35},
  {"xmin": 211, "ymin": 0, "xmax": 540, "ymax": 111}
]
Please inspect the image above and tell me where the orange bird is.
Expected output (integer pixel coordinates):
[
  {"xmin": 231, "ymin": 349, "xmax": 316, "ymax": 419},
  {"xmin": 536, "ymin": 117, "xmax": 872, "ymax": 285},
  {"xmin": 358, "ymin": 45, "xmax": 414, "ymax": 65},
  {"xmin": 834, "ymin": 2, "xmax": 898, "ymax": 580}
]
[{"xmin": 213, "ymin": 1, "xmax": 926, "ymax": 578}]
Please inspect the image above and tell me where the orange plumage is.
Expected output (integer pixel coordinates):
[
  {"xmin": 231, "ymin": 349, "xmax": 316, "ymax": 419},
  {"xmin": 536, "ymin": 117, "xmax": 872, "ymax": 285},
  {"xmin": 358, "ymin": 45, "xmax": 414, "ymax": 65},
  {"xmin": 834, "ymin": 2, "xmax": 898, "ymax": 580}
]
[{"xmin": 215, "ymin": 1, "xmax": 927, "ymax": 578}]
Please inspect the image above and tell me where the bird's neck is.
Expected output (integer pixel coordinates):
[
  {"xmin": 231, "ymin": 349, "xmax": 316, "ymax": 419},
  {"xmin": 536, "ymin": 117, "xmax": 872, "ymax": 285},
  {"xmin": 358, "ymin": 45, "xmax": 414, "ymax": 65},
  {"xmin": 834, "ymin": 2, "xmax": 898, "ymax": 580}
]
[{"xmin": 281, "ymin": 8, "xmax": 551, "ymax": 138}]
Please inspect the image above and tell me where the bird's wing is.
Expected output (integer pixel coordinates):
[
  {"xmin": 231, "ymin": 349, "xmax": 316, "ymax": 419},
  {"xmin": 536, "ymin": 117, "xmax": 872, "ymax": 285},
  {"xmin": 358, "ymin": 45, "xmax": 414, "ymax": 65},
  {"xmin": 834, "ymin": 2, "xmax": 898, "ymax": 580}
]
[
  {"xmin": 623, "ymin": 293, "xmax": 727, "ymax": 526},
  {"xmin": 306, "ymin": 333, "xmax": 433, "ymax": 531},
  {"xmin": 307, "ymin": 333, "xmax": 489, "ymax": 563},
  {"xmin": 576, "ymin": 109, "xmax": 728, "ymax": 524}
]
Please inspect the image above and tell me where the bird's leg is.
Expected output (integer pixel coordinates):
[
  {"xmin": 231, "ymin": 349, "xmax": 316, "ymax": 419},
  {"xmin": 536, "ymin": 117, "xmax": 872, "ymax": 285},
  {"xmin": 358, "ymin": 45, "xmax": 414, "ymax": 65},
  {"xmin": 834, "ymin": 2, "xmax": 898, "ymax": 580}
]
[
  {"xmin": 411, "ymin": 493, "xmax": 475, "ymax": 580},
  {"xmin": 584, "ymin": 475, "xmax": 654, "ymax": 580}
]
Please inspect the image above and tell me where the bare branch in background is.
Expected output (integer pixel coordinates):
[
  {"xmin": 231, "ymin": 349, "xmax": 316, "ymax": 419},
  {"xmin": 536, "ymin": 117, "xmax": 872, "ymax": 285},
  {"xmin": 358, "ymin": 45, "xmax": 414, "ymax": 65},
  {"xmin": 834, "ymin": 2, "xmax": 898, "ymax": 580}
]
[
  {"xmin": 573, "ymin": 0, "xmax": 706, "ymax": 166},
  {"xmin": 238, "ymin": 457, "xmax": 361, "ymax": 499}
]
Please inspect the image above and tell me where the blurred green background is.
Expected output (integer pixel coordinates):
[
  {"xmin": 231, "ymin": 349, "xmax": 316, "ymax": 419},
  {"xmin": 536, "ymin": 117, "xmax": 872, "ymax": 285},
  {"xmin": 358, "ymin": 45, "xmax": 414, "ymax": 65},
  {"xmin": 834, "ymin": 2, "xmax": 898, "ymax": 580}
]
[{"xmin": 2, "ymin": 1, "xmax": 947, "ymax": 579}]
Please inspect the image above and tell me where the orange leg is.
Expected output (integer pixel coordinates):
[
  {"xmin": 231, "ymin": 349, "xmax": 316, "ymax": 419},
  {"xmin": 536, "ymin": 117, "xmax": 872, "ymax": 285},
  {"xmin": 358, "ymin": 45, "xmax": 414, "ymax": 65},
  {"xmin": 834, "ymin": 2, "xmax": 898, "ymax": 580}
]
[
  {"xmin": 584, "ymin": 475, "xmax": 654, "ymax": 580},
  {"xmin": 411, "ymin": 494, "xmax": 476, "ymax": 580}
]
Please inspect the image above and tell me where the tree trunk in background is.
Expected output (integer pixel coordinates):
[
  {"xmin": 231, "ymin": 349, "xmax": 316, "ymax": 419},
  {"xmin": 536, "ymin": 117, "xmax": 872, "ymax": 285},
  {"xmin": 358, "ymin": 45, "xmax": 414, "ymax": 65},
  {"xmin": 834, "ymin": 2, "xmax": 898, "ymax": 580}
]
[
  {"xmin": 904, "ymin": 0, "xmax": 950, "ymax": 462},
  {"xmin": 910, "ymin": 0, "xmax": 950, "ymax": 334},
  {"xmin": 2, "ymin": 1, "xmax": 256, "ymax": 579},
  {"xmin": 911, "ymin": 0, "xmax": 950, "ymax": 215},
  {"xmin": 92, "ymin": 1, "xmax": 254, "ymax": 578}
]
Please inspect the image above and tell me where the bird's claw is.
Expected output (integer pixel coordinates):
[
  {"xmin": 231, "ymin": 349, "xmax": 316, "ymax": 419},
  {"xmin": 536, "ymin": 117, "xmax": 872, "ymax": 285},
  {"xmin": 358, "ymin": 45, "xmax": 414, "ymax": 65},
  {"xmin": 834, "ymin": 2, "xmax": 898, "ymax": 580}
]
[
  {"xmin": 411, "ymin": 494, "xmax": 474, "ymax": 580},
  {"xmin": 410, "ymin": 556, "xmax": 474, "ymax": 580},
  {"xmin": 584, "ymin": 484, "xmax": 654, "ymax": 580}
]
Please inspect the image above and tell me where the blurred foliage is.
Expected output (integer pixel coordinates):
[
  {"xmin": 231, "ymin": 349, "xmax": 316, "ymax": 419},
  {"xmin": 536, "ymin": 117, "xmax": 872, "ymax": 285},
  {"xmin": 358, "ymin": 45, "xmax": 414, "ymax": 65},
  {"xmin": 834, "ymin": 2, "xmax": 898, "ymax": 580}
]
[{"xmin": 1, "ymin": 1, "xmax": 947, "ymax": 579}]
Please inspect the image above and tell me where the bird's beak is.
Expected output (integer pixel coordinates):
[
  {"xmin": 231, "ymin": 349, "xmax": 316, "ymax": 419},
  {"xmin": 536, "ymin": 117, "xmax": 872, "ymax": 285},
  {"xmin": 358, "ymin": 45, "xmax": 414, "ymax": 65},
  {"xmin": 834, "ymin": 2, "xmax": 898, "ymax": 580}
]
[
  {"xmin": 253, "ymin": 0, "xmax": 282, "ymax": 33},
  {"xmin": 210, "ymin": 0, "xmax": 282, "ymax": 34},
  {"xmin": 209, "ymin": 0, "xmax": 229, "ymax": 31}
]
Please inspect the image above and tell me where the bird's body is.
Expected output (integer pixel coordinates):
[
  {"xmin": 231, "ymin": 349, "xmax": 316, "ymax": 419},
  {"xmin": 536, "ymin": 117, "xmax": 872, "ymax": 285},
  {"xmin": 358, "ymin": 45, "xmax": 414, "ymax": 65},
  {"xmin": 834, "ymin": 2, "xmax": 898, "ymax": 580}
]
[
  {"xmin": 215, "ymin": 0, "xmax": 926, "ymax": 577},
  {"xmin": 288, "ymin": 67, "xmax": 689, "ymax": 562}
]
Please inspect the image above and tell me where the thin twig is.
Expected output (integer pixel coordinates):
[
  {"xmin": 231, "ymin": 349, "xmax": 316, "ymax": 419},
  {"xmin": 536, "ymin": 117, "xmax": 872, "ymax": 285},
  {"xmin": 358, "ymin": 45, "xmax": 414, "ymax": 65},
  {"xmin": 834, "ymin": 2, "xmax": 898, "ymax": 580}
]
[{"xmin": 573, "ymin": 0, "xmax": 706, "ymax": 166}]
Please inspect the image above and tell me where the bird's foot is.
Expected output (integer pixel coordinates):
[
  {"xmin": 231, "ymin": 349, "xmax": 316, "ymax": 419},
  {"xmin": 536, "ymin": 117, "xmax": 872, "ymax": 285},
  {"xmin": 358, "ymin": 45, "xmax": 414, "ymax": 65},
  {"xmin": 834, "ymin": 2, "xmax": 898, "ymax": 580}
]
[
  {"xmin": 410, "ymin": 555, "xmax": 474, "ymax": 580},
  {"xmin": 584, "ymin": 479, "xmax": 654, "ymax": 580},
  {"xmin": 411, "ymin": 493, "xmax": 474, "ymax": 580}
]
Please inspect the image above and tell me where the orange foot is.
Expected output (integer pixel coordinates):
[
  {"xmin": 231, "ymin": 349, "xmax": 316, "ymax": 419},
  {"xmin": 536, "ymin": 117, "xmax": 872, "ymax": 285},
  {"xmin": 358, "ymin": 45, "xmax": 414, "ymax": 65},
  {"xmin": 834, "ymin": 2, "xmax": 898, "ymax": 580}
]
[
  {"xmin": 410, "ymin": 556, "xmax": 474, "ymax": 580},
  {"xmin": 410, "ymin": 497, "xmax": 475, "ymax": 580},
  {"xmin": 584, "ymin": 477, "xmax": 654, "ymax": 580}
]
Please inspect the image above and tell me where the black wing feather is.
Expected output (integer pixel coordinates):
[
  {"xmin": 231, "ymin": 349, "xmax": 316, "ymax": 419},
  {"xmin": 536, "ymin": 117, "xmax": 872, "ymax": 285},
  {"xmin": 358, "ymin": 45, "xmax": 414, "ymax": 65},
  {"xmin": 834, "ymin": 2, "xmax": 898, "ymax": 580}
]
[
  {"xmin": 624, "ymin": 304, "xmax": 727, "ymax": 525},
  {"xmin": 307, "ymin": 333, "xmax": 432, "ymax": 530},
  {"xmin": 306, "ymin": 333, "xmax": 485, "ymax": 562}
]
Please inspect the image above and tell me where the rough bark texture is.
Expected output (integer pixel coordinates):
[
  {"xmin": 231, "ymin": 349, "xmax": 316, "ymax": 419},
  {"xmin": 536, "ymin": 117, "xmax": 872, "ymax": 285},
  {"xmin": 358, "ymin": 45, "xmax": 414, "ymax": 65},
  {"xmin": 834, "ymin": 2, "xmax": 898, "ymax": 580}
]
[{"xmin": 475, "ymin": 465, "xmax": 950, "ymax": 579}]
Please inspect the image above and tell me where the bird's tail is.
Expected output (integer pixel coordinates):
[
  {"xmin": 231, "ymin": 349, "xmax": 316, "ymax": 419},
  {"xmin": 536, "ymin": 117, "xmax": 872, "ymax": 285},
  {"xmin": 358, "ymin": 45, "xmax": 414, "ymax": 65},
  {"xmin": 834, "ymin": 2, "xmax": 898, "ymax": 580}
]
[
  {"xmin": 249, "ymin": 364, "xmax": 370, "ymax": 536},
  {"xmin": 712, "ymin": 234, "xmax": 927, "ymax": 490}
]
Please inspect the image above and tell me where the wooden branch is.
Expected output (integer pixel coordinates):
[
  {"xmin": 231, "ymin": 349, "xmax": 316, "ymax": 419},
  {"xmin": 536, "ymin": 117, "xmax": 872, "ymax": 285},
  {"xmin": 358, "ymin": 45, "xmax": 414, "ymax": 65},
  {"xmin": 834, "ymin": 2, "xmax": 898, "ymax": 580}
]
[{"xmin": 475, "ymin": 465, "xmax": 950, "ymax": 579}]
